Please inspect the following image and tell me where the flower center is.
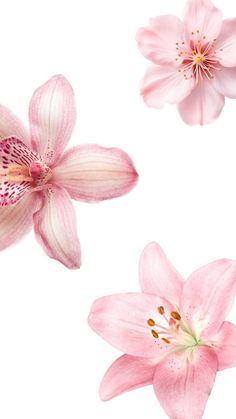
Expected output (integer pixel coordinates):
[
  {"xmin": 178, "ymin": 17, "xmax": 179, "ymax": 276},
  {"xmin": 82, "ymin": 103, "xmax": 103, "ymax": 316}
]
[{"xmin": 0, "ymin": 161, "xmax": 52, "ymax": 186}]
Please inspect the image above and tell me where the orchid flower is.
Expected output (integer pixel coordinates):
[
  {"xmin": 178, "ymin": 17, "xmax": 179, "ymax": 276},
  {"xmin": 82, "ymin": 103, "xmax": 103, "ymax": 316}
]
[
  {"xmin": 0, "ymin": 75, "xmax": 138, "ymax": 269},
  {"xmin": 89, "ymin": 243, "xmax": 236, "ymax": 418},
  {"xmin": 136, "ymin": 0, "xmax": 236, "ymax": 125}
]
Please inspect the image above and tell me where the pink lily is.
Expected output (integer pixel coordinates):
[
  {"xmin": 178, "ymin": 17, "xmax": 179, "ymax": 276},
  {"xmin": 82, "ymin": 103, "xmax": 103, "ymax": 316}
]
[
  {"xmin": 89, "ymin": 243, "xmax": 236, "ymax": 418},
  {"xmin": 136, "ymin": 0, "xmax": 236, "ymax": 125},
  {"xmin": 0, "ymin": 75, "xmax": 138, "ymax": 269}
]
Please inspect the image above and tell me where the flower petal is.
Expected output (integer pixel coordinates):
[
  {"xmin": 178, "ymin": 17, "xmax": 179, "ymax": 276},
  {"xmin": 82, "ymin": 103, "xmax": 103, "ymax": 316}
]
[
  {"xmin": 180, "ymin": 259, "xmax": 236, "ymax": 337},
  {"xmin": 178, "ymin": 80, "xmax": 225, "ymax": 125},
  {"xmin": 139, "ymin": 243, "xmax": 184, "ymax": 307},
  {"xmin": 141, "ymin": 65, "xmax": 195, "ymax": 109},
  {"xmin": 29, "ymin": 75, "xmax": 76, "ymax": 166},
  {"xmin": 88, "ymin": 293, "xmax": 173, "ymax": 358},
  {"xmin": 216, "ymin": 19, "xmax": 236, "ymax": 67},
  {"xmin": 212, "ymin": 67, "xmax": 236, "ymax": 98},
  {"xmin": 0, "ymin": 105, "xmax": 30, "ymax": 146},
  {"xmin": 52, "ymin": 145, "xmax": 138, "ymax": 202},
  {"xmin": 33, "ymin": 186, "xmax": 81, "ymax": 269},
  {"xmin": 183, "ymin": 0, "xmax": 222, "ymax": 41},
  {"xmin": 213, "ymin": 321, "xmax": 236, "ymax": 371},
  {"xmin": 136, "ymin": 16, "xmax": 184, "ymax": 66},
  {"xmin": 153, "ymin": 346, "xmax": 218, "ymax": 419},
  {"xmin": 100, "ymin": 354, "xmax": 157, "ymax": 401},
  {"xmin": 0, "ymin": 192, "xmax": 41, "ymax": 250}
]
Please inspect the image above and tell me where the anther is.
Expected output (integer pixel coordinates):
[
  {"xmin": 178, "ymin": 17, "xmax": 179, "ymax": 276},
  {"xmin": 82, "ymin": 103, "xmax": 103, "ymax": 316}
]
[
  {"xmin": 171, "ymin": 311, "xmax": 181, "ymax": 321},
  {"xmin": 158, "ymin": 306, "xmax": 165, "ymax": 315},
  {"xmin": 152, "ymin": 330, "xmax": 159, "ymax": 339},
  {"xmin": 147, "ymin": 319, "xmax": 155, "ymax": 327},
  {"xmin": 162, "ymin": 338, "xmax": 171, "ymax": 344}
]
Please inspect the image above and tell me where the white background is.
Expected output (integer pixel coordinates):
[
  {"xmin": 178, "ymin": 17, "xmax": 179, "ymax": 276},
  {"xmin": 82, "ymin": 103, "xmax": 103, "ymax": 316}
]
[{"xmin": 0, "ymin": 0, "xmax": 236, "ymax": 417}]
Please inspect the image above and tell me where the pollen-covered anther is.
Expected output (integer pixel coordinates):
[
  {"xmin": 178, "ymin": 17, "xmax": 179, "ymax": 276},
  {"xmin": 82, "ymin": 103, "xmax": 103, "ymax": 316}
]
[
  {"xmin": 158, "ymin": 306, "xmax": 165, "ymax": 315},
  {"xmin": 162, "ymin": 337, "xmax": 171, "ymax": 344},
  {"xmin": 171, "ymin": 311, "xmax": 181, "ymax": 321},
  {"xmin": 151, "ymin": 330, "xmax": 159, "ymax": 339},
  {"xmin": 147, "ymin": 318, "xmax": 155, "ymax": 327}
]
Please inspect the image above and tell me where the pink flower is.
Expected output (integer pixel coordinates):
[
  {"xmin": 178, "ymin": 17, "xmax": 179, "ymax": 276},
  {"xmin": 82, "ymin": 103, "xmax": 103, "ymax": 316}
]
[
  {"xmin": 0, "ymin": 75, "xmax": 138, "ymax": 269},
  {"xmin": 136, "ymin": 0, "xmax": 236, "ymax": 125},
  {"xmin": 89, "ymin": 243, "xmax": 236, "ymax": 418}
]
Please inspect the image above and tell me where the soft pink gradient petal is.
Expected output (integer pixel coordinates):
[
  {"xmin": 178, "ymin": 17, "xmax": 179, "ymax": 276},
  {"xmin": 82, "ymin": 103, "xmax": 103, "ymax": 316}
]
[
  {"xmin": 178, "ymin": 80, "xmax": 225, "ymax": 125},
  {"xmin": 100, "ymin": 354, "xmax": 157, "ymax": 401},
  {"xmin": 136, "ymin": 15, "xmax": 184, "ymax": 66},
  {"xmin": 213, "ymin": 321, "xmax": 236, "ymax": 371},
  {"xmin": 33, "ymin": 186, "xmax": 81, "ymax": 269},
  {"xmin": 141, "ymin": 65, "xmax": 195, "ymax": 108},
  {"xmin": 52, "ymin": 145, "xmax": 138, "ymax": 202},
  {"xmin": 29, "ymin": 75, "xmax": 76, "ymax": 166},
  {"xmin": 0, "ymin": 192, "xmax": 41, "ymax": 250},
  {"xmin": 88, "ymin": 293, "xmax": 173, "ymax": 358},
  {"xmin": 0, "ymin": 105, "xmax": 30, "ymax": 146},
  {"xmin": 153, "ymin": 346, "xmax": 218, "ymax": 419},
  {"xmin": 183, "ymin": 0, "xmax": 222, "ymax": 41},
  {"xmin": 139, "ymin": 242, "xmax": 184, "ymax": 306},
  {"xmin": 180, "ymin": 259, "xmax": 236, "ymax": 337},
  {"xmin": 216, "ymin": 19, "xmax": 236, "ymax": 67},
  {"xmin": 212, "ymin": 67, "xmax": 236, "ymax": 98}
]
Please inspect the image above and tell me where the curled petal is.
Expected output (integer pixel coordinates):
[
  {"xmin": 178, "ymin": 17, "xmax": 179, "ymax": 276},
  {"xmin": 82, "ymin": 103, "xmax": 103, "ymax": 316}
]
[
  {"xmin": 213, "ymin": 321, "xmax": 236, "ymax": 371},
  {"xmin": 29, "ymin": 75, "xmax": 76, "ymax": 166},
  {"xmin": 53, "ymin": 145, "xmax": 138, "ymax": 202},
  {"xmin": 216, "ymin": 19, "xmax": 236, "ymax": 67},
  {"xmin": 33, "ymin": 186, "xmax": 81, "ymax": 269},
  {"xmin": 183, "ymin": 0, "xmax": 222, "ymax": 41},
  {"xmin": 0, "ymin": 105, "xmax": 30, "ymax": 146}
]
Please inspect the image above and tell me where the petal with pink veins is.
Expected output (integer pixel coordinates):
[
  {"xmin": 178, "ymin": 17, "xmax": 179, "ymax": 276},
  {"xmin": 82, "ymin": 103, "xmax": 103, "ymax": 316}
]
[
  {"xmin": 88, "ymin": 293, "xmax": 173, "ymax": 358},
  {"xmin": 178, "ymin": 80, "xmax": 225, "ymax": 125},
  {"xmin": 136, "ymin": 16, "xmax": 184, "ymax": 66},
  {"xmin": 183, "ymin": 0, "xmax": 222, "ymax": 41},
  {"xmin": 212, "ymin": 66, "xmax": 236, "ymax": 98},
  {"xmin": 153, "ymin": 346, "xmax": 218, "ymax": 419},
  {"xmin": 180, "ymin": 259, "xmax": 236, "ymax": 337},
  {"xmin": 53, "ymin": 145, "xmax": 138, "ymax": 202},
  {"xmin": 29, "ymin": 75, "xmax": 76, "ymax": 166},
  {"xmin": 33, "ymin": 186, "xmax": 81, "ymax": 269},
  {"xmin": 141, "ymin": 65, "xmax": 195, "ymax": 109},
  {"xmin": 216, "ymin": 19, "xmax": 236, "ymax": 67},
  {"xmin": 0, "ymin": 105, "xmax": 30, "ymax": 146},
  {"xmin": 0, "ymin": 192, "xmax": 41, "ymax": 250},
  {"xmin": 212, "ymin": 321, "xmax": 236, "ymax": 371},
  {"xmin": 139, "ymin": 242, "xmax": 184, "ymax": 306},
  {"xmin": 100, "ymin": 354, "xmax": 157, "ymax": 401}
]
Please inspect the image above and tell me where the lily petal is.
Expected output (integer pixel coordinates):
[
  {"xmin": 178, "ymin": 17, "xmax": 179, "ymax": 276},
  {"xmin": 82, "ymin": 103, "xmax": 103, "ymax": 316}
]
[
  {"xmin": 33, "ymin": 186, "xmax": 81, "ymax": 269},
  {"xmin": 136, "ymin": 16, "xmax": 184, "ymax": 66},
  {"xmin": 153, "ymin": 346, "xmax": 218, "ymax": 419},
  {"xmin": 0, "ymin": 192, "xmax": 41, "ymax": 250},
  {"xmin": 141, "ymin": 65, "xmax": 195, "ymax": 109},
  {"xmin": 88, "ymin": 293, "xmax": 173, "ymax": 358},
  {"xmin": 52, "ymin": 145, "xmax": 138, "ymax": 202},
  {"xmin": 29, "ymin": 75, "xmax": 76, "ymax": 166},
  {"xmin": 183, "ymin": 0, "xmax": 222, "ymax": 41},
  {"xmin": 139, "ymin": 242, "xmax": 184, "ymax": 306},
  {"xmin": 216, "ymin": 19, "xmax": 236, "ymax": 67},
  {"xmin": 213, "ymin": 321, "xmax": 236, "ymax": 371},
  {"xmin": 180, "ymin": 259, "xmax": 236, "ymax": 337},
  {"xmin": 178, "ymin": 80, "xmax": 225, "ymax": 125},
  {"xmin": 0, "ymin": 105, "xmax": 30, "ymax": 146},
  {"xmin": 100, "ymin": 354, "xmax": 157, "ymax": 401},
  {"xmin": 212, "ymin": 67, "xmax": 236, "ymax": 98}
]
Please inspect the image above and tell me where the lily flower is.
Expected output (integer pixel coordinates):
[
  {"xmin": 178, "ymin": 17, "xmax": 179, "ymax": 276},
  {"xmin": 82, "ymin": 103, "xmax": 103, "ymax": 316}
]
[
  {"xmin": 89, "ymin": 243, "xmax": 236, "ymax": 418},
  {"xmin": 136, "ymin": 0, "xmax": 236, "ymax": 125},
  {"xmin": 0, "ymin": 75, "xmax": 138, "ymax": 269}
]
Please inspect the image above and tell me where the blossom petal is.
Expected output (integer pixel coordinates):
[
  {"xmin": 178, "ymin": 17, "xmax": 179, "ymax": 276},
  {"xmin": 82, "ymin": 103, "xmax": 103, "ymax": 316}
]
[
  {"xmin": 180, "ymin": 259, "xmax": 236, "ymax": 337},
  {"xmin": 141, "ymin": 65, "xmax": 195, "ymax": 108},
  {"xmin": 139, "ymin": 242, "xmax": 184, "ymax": 306},
  {"xmin": 0, "ymin": 105, "xmax": 30, "ymax": 146},
  {"xmin": 0, "ymin": 192, "xmax": 41, "ymax": 250},
  {"xmin": 33, "ymin": 186, "xmax": 81, "ymax": 269},
  {"xmin": 213, "ymin": 321, "xmax": 236, "ymax": 371},
  {"xmin": 52, "ymin": 145, "xmax": 138, "ymax": 202},
  {"xmin": 100, "ymin": 354, "xmax": 157, "ymax": 401},
  {"xmin": 88, "ymin": 293, "xmax": 173, "ymax": 358},
  {"xmin": 136, "ymin": 16, "xmax": 184, "ymax": 66},
  {"xmin": 153, "ymin": 346, "xmax": 218, "ymax": 419},
  {"xmin": 212, "ymin": 67, "xmax": 236, "ymax": 98},
  {"xmin": 216, "ymin": 19, "xmax": 236, "ymax": 67},
  {"xmin": 29, "ymin": 75, "xmax": 76, "ymax": 166},
  {"xmin": 183, "ymin": 0, "xmax": 222, "ymax": 41},
  {"xmin": 178, "ymin": 80, "xmax": 225, "ymax": 125}
]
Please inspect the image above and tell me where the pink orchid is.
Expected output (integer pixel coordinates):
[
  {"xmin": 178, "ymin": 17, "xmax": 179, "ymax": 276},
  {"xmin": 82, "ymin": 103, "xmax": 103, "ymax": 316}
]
[
  {"xmin": 0, "ymin": 75, "xmax": 138, "ymax": 269},
  {"xmin": 89, "ymin": 243, "xmax": 236, "ymax": 418},
  {"xmin": 136, "ymin": 0, "xmax": 236, "ymax": 125}
]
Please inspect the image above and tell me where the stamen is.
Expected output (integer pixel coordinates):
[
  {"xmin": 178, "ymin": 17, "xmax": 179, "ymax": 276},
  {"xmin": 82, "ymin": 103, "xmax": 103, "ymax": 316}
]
[
  {"xmin": 171, "ymin": 311, "xmax": 181, "ymax": 321},
  {"xmin": 158, "ymin": 306, "xmax": 165, "ymax": 315},
  {"xmin": 147, "ymin": 319, "xmax": 155, "ymax": 327},
  {"xmin": 162, "ymin": 338, "xmax": 171, "ymax": 344},
  {"xmin": 152, "ymin": 330, "xmax": 159, "ymax": 339}
]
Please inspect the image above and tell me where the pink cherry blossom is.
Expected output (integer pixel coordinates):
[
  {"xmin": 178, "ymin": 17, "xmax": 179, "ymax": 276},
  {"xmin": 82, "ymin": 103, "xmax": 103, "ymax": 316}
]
[
  {"xmin": 89, "ymin": 243, "xmax": 236, "ymax": 418},
  {"xmin": 136, "ymin": 0, "xmax": 236, "ymax": 125},
  {"xmin": 0, "ymin": 75, "xmax": 138, "ymax": 269}
]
